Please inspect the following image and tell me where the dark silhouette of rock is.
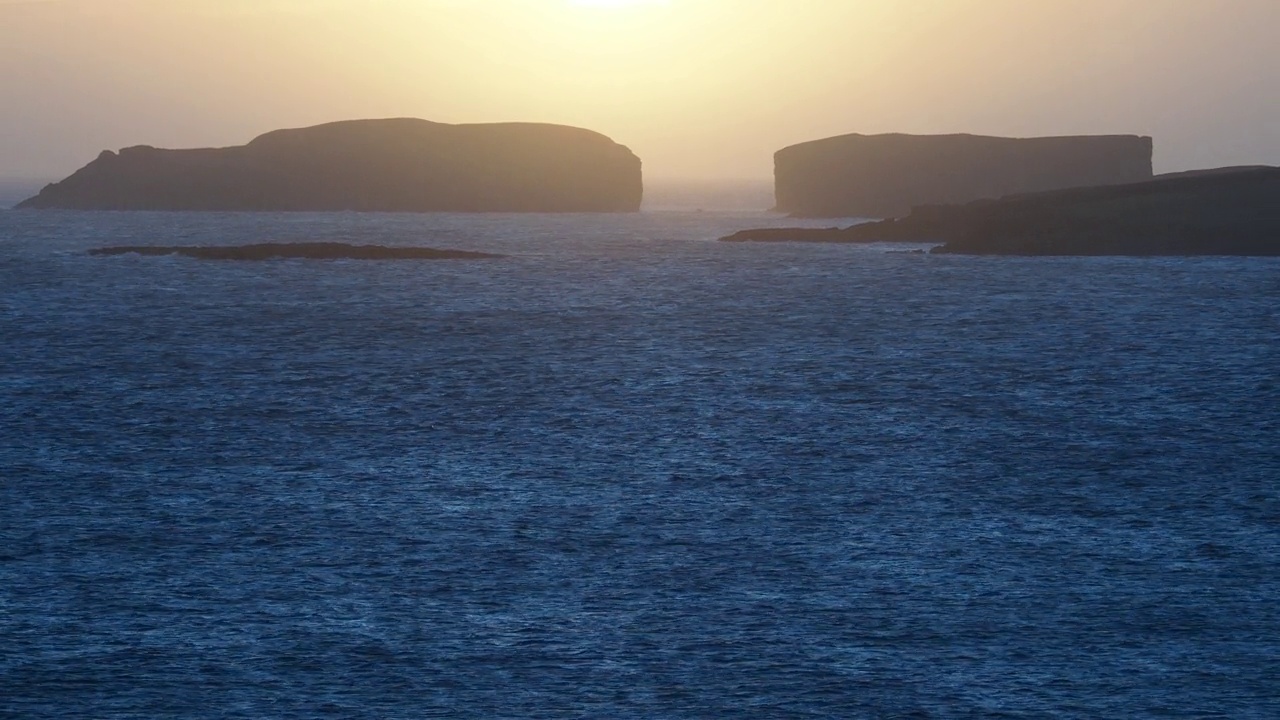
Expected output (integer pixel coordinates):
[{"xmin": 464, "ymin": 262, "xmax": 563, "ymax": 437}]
[
  {"xmin": 929, "ymin": 167, "xmax": 1280, "ymax": 255},
  {"xmin": 719, "ymin": 218, "xmax": 940, "ymax": 244},
  {"xmin": 731, "ymin": 167, "xmax": 1277, "ymax": 256},
  {"xmin": 1154, "ymin": 165, "xmax": 1274, "ymax": 180},
  {"xmin": 720, "ymin": 227, "xmax": 876, "ymax": 243},
  {"xmin": 21, "ymin": 119, "xmax": 642, "ymax": 212},
  {"xmin": 89, "ymin": 243, "xmax": 504, "ymax": 261},
  {"xmin": 722, "ymin": 166, "xmax": 1280, "ymax": 255},
  {"xmin": 774, "ymin": 133, "xmax": 1153, "ymax": 218}
]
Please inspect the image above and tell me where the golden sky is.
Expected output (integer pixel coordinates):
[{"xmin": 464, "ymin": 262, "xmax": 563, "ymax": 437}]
[{"xmin": 1, "ymin": 0, "xmax": 1277, "ymax": 179}]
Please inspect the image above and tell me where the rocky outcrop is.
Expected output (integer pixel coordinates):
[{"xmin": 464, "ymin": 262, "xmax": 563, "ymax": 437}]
[
  {"xmin": 21, "ymin": 119, "xmax": 643, "ymax": 212},
  {"xmin": 720, "ymin": 227, "xmax": 880, "ymax": 244},
  {"xmin": 774, "ymin": 133, "xmax": 1153, "ymax": 218},
  {"xmin": 89, "ymin": 243, "xmax": 503, "ymax": 261},
  {"xmin": 720, "ymin": 167, "xmax": 1280, "ymax": 255},
  {"xmin": 930, "ymin": 167, "xmax": 1280, "ymax": 255},
  {"xmin": 1153, "ymin": 165, "xmax": 1274, "ymax": 180}
]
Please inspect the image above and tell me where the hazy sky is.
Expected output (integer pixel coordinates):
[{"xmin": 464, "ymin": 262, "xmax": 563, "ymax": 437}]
[{"xmin": 1, "ymin": 0, "xmax": 1277, "ymax": 179}]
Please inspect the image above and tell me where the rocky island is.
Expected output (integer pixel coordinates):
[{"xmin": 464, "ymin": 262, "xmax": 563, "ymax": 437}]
[
  {"xmin": 775, "ymin": 132, "xmax": 1153, "ymax": 218},
  {"xmin": 723, "ymin": 167, "xmax": 1280, "ymax": 256},
  {"xmin": 20, "ymin": 119, "xmax": 643, "ymax": 213},
  {"xmin": 89, "ymin": 243, "xmax": 503, "ymax": 261}
]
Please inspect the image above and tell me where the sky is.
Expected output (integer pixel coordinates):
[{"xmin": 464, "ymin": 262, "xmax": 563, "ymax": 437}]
[{"xmin": 1, "ymin": 0, "xmax": 1277, "ymax": 180}]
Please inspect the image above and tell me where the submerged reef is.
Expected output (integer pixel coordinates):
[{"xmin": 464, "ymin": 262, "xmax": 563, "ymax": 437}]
[{"xmin": 89, "ymin": 242, "xmax": 504, "ymax": 261}]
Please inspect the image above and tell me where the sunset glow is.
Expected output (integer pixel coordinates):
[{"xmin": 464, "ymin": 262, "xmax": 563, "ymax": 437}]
[
  {"xmin": 0, "ymin": 0, "xmax": 1276, "ymax": 179},
  {"xmin": 570, "ymin": 0, "xmax": 670, "ymax": 8},
  {"xmin": 2, "ymin": 2, "xmax": 1279, "ymax": 717}
]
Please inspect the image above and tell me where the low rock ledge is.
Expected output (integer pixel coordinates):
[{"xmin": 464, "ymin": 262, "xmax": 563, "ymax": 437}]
[{"xmin": 89, "ymin": 242, "xmax": 504, "ymax": 261}]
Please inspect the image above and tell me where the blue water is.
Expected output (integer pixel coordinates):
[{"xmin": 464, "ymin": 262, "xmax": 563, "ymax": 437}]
[{"xmin": 2, "ymin": 210, "xmax": 1278, "ymax": 718}]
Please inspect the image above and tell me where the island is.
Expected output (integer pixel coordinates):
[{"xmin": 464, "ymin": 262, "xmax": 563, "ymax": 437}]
[
  {"xmin": 20, "ymin": 118, "xmax": 643, "ymax": 213},
  {"xmin": 89, "ymin": 243, "xmax": 504, "ymax": 261},
  {"xmin": 774, "ymin": 132, "xmax": 1153, "ymax": 218},
  {"xmin": 722, "ymin": 167, "xmax": 1280, "ymax": 256}
]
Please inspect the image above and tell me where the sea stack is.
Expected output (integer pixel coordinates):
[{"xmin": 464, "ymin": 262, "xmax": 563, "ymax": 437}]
[
  {"xmin": 774, "ymin": 133, "xmax": 1153, "ymax": 218},
  {"xmin": 19, "ymin": 119, "xmax": 643, "ymax": 213}
]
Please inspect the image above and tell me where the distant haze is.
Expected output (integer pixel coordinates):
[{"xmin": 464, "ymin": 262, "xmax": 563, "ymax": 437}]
[{"xmin": 2, "ymin": 0, "xmax": 1277, "ymax": 181}]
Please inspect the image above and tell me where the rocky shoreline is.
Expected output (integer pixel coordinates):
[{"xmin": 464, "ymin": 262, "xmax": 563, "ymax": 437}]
[{"xmin": 722, "ymin": 167, "xmax": 1280, "ymax": 256}]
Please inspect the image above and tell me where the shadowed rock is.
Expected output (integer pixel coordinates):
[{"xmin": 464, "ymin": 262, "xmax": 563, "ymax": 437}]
[
  {"xmin": 719, "ymin": 216, "xmax": 943, "ymax": 244},
  {"xmin": 720, "ymin": 226, "xmax": 887, "ymax": 244},
  {"xmin": 930, "ymin": 167, "xmax": 1280, "ymax": 255},
  {"xmin": 775, "ymin": 133, "xmax": 1153, "ymax": 218},
  {"xmin": 89, "ymin": 243, "xmax": 504, "ymax": 261},
  {"xmin": 1153, "ymin": 165, "xmax": 1274, "ymax": 180},
  {"xmin": 21, "ymin": 118, "xmax": 642, "ymax": 213},
  {"xmin": 721, "ymin": 167, "xmax": 1280, "ymax": 256}
]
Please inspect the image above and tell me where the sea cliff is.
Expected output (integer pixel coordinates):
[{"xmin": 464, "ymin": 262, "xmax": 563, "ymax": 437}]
[
  {"xmin": 19, "ymin": 119, "xmax": 643, "ymax": 213},
  {"xmin": 774, "ymin": 133, "xmax": 1153, "ymax": 218}
]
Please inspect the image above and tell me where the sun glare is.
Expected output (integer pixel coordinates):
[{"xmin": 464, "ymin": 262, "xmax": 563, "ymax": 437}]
[{"xmin": 570, "ymin": 0, "xmax": 669, "ymax": 8}]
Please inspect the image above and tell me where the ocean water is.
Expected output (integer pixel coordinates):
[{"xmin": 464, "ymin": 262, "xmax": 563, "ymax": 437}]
[{"xmin": 1, "ymin": 207, "xmax": 1278, "ymax": 719}]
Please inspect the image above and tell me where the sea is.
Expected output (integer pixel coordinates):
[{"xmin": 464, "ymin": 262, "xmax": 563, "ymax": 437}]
[{"xmin": 2, "ymin": 184, "xmax": 1278, "ymax": 719}]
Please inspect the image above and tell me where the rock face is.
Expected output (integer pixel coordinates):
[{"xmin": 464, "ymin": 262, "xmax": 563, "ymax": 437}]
[
  {"xmin": 20, "ymin": 119, "xmax": 643, "ymax": 212},
  {"xmin": 89, "ymin": 243, "xmax": 503, "ymax": 261},
  {"xmin": 930, "ymin": 167, "xmax": 1280, "ymax": 255},
  {"xmin": 720, "ymin": 227, "xmax": 859, "ymax": 243},
  {"xmin": 774, "ymin": 133, "xmax": 1153, "ymax": 218},
  {"xmin": 744, "ymin": 167, "xmax": 1279, "ymax": 256}
]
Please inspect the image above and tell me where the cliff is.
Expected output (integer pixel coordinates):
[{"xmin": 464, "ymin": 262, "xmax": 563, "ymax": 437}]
[
  {"xmin": 737, "ymin": 167, "xmax": 1279, "ymax": 255},
  {"xmin": 19, "ymin": 119, "xmax": 643, "ymax": 212},
  {"xmin": 774, "ymin": 133, "xmax": 1153, "ymax": 218}
]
